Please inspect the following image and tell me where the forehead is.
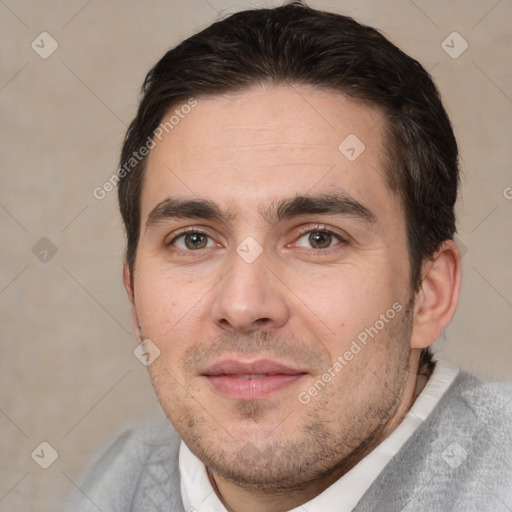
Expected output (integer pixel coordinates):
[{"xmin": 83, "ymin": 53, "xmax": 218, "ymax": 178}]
[{"xmin": 141, "ymin": 84, "xmax": 396, "ymax": 226}]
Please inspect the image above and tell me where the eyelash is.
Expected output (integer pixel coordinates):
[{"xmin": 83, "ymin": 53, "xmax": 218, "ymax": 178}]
[
  {"xmin": 290, "ymin": 224, "xmax": 348, "ymax": 255},
  {"xmin": 166, "ymin": 224, "xmax": 348, "ymax": 253},
  {"xmin": 166, "ymin": 228, "xmax": 217, "ymax": 251}
]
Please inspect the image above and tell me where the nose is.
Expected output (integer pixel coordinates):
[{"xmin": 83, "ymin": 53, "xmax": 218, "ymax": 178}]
[{"xmin": 210, "ymin": 246, "xmax": 290, "ymax": 333}]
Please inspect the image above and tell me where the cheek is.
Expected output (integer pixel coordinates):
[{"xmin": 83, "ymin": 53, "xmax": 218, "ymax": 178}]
[
  {"xmin": 285, "ymin": 263, "xmax": 400, "ymax": 345},
  {"xmin": 134, "ymin": 270, "xmax": 207, "ymax": 350}
]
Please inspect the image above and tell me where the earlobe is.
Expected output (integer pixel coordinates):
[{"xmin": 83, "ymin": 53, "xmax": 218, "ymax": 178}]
[
  {"xmin": 123, "ymin": 261, "xmax": 142, "ymax": 341},
  {"xmin": 410, "ymin": 239, "xmax": 462, "ymax": 349}
]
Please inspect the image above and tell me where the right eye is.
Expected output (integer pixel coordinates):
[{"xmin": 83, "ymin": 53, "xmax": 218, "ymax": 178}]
[{"xmin": 169, "ymin": 230, "xmax": 216, "ymax": 251}]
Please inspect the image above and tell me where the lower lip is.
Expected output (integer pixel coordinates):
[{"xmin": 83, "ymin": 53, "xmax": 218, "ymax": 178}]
[{"xmin": 205, "ymin": 374, "xmax": 306, "ymax": 400}]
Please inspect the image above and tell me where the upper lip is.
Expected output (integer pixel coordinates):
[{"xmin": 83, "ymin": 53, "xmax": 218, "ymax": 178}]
[{"xmin": 202, "ymin": 358, "xmax": 307, "ymax": 376}]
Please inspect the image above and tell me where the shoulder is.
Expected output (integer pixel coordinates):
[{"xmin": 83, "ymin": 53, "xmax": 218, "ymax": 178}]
[
  {"xmin": 355, "ymin": 367, "xmax": 512, "ymax": 511},
  {"xmin": 63, "ymin": 419, "xmax": 184, "ymax": 512},
  {"xmin": 416, "ymin": 369, "xmax": 512, "ymax": 510},
  {"xmin": 441, "ymin": 370, "xmax": 512, "ymax": 508},
  {"xmin": 438, "ymin": 369, "xmax": 512, "ymax": 430},
  {"xmin": 434, "ymin": 369, "xmax": 512, "ymax": 469}
]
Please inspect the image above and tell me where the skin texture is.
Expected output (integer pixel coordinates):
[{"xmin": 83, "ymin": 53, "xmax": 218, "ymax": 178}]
[{"xmin": 124, "ymin": 84, "xmax": 461, "ymax": 512}]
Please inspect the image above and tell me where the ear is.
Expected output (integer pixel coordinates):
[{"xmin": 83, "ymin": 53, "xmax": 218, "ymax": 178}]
[
  {"xmin": 410, "ymin": 239, "xmax": 461, "ymax": 349},
  {"xmin": 123, "ymin": 260, "xmax": 142, "ymax": 342}
]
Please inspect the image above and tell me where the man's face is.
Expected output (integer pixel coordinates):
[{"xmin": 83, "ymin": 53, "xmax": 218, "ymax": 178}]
[{"xmin": 128, "ymin": 85, "xmax": 418, "ymax": 490}]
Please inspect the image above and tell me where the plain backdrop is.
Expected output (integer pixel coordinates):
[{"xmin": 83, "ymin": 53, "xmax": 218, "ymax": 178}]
[{"xmin": 1, "ymin": 0, "xmax": 511, "ymax": 510}]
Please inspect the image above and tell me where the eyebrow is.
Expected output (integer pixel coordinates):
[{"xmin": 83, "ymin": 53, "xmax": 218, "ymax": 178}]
[
  {"xmin": 145, "ymin": 191, "xmax": 376, "ymax": 230},
  {"xmin": 268, "ymin": 193, "xmax": 376, "ymax": 225}
]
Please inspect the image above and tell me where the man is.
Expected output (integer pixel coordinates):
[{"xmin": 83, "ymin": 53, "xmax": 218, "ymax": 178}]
[{"xmin": 67, "ymin": 1, "xmax": 512, "ymax": 511}]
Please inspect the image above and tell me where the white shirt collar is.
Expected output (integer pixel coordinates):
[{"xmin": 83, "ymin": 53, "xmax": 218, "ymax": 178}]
[{"xmin": 179, "ymin": 360, "xmax": 460, "ymax": 512}]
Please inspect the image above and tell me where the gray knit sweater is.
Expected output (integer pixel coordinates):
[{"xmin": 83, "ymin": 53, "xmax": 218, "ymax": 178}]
[{"xmin": 64, "ymin": 370, "xmax": 512, "ymax": 511}]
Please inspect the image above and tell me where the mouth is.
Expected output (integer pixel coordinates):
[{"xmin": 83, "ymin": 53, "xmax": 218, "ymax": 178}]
[{"xmin": 202, "ymin": 359, "xmax": 308, "ymax": 400}]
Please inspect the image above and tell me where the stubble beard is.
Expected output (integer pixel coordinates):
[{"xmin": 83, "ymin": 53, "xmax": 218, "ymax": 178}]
[{"xmin": 150, "ymin": 300, "xmax": 415, "ymax": 494}]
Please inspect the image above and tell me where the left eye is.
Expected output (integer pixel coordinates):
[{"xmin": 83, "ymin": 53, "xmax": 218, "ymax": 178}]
[{"xmin": 295, "ymin": 230, "xmax": 342, "ymax": 249}]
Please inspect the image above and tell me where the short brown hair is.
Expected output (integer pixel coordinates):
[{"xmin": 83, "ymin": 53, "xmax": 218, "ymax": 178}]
[{"xmin": 118, "ymin": 0, "xmax": 459, "ymax": 294}]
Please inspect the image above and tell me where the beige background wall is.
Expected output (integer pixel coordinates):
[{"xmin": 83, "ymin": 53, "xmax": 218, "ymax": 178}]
[{"xmin": 1, "ymin": 0, "xmax": 511, "ymax": 510}]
